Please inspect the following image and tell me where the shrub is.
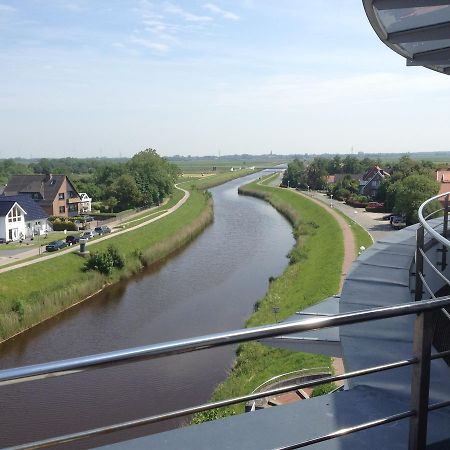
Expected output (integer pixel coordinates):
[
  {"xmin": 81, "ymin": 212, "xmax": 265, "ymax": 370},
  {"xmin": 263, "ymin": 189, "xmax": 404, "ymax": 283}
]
[
  {"xmin": 84, "ymin": 252, "xmax": 114, "ymax": 275},
  {"xmin": 11, "ymin": 299, "xmax": 25, "ymax": 322},
  {"xmin": 52, "ymin": 222, "xmax": 78, "ymax": 231},
  {"xmin": 107, "ymin": 245, "xmax": 125, "ymax": 269},
  {"xmin": 84, "ymin": 246, "xmax": 125, "ymax": 275}
]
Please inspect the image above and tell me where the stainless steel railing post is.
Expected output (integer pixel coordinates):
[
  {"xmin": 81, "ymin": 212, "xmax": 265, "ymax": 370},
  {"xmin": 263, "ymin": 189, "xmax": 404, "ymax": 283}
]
[
  {"xmin": 415, "ymin": 226, "xmax": 424, "ymax": 302},
  {"xmin": 441, "ymin": 195, "xmax": 449, "ymax": 271},
  {"xmin": 408, "ymin": 310, "xmax": 434, "ymax": 450}
]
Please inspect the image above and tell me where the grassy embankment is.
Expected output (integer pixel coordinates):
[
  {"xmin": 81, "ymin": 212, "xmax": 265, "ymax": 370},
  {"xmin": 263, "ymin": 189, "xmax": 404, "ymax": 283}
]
[
  {"xmin": 193, "ymin": 178, "xmax": 344, "ymax": 422},
  {"xmin": 0, "ymin": 188, "xmax": 212, "ymax": 341},
  {"xmin": 184, "ymin": 169, "xmax": 256, "ymax": 190},
  {"xmin": 0, "ymin": 168, "xmax": 258, "ymax": 341}
]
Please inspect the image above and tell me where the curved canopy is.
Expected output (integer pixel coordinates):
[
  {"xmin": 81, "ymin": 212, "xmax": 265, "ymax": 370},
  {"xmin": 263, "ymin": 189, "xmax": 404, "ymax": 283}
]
[{"xmin": 363, "ymin": 0, "xmax": 450, "ymax": 75}]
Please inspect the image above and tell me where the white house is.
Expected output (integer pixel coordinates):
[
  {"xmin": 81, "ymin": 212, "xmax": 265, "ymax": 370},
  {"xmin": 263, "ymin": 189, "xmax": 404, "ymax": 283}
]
[
  {"xmin": 0, "ymin": 195, "xmax": 51, "ymax": 241},
  {"xmin": 0, "ymin": 201, "xmax": 27, "ymax": 242},
  {"xmin": 79, "ymin": 192, "xmax": 92, "ymax": 213}
]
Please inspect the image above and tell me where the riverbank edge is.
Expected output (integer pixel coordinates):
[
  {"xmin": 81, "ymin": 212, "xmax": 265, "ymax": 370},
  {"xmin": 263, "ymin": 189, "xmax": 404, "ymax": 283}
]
[
  {"xmin": 192, "ymin": 179, "xmax": 344, "ymax": 422},
  {"xmin": 0, "ymin": 192, "xmax": 214, "ymax": 344}
]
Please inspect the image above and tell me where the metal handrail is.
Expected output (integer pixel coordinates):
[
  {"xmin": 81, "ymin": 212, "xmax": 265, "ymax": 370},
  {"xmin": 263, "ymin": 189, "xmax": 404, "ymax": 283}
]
[
  {"xmin": 250, "ymin": 367, "xmax": 330, "ymax": 395},
  {"xmin": 418, "ymin": 191, "xmax": 450, "ymax": 247},
  {"xmin": 2, "ymin": 298, "xmax": 450, "ymax": 449},
  {"xmin": 2, "ymin": 297, "xmax": 450, "ymax": 387}
]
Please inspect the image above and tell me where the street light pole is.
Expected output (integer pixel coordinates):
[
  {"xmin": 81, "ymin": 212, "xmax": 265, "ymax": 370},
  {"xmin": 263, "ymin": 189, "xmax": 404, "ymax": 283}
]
[{"xmin": 330, "ymin": 194, "xmax": 333, "ymax": 208}]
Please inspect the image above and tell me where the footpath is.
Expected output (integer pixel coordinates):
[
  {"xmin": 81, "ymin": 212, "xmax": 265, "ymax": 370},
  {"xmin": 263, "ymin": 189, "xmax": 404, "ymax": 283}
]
[{"xmin": 0, "ymin": 186, "xmax": 189, "ymax": 274}]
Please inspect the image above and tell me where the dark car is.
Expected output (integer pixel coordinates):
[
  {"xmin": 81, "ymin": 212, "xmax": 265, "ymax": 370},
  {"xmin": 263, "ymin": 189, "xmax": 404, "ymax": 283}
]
[
  {"xmin": 46, "ymin": 240, "xmax": 68, "ymax": 252},
  {"xmin": 65, "ymin": 235, "xmax": 80, "ymax": 246},
  {"xmin": 94, "ymin": 225, "xmax": 111, "ymax": 235}
]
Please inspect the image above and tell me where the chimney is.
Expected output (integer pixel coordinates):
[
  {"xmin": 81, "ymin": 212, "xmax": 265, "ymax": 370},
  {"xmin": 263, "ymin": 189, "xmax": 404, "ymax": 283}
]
[{"xmin": 43, "ymin": 172, "xmax": 52, "ymax": 183}]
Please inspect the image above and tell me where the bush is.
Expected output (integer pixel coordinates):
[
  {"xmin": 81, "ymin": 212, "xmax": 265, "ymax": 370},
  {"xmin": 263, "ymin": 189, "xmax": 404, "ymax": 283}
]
[
  {"xmin": 84, "ymin": 246, "xmax": 125, "ymax": 275},
  {"xmin": 52, "ymin": 222, "xmax": 78, "ymax": 231},
  {"xmin": 84, "ymin": 252, "xmax": 114, "ymax": 275},
  {"xmin": 107, "ymin": 245, "xmax": 125, "ymax": 269},
  {"xmin": 11, "ymin": 299, "xmax": 25, "ymax": 322}
]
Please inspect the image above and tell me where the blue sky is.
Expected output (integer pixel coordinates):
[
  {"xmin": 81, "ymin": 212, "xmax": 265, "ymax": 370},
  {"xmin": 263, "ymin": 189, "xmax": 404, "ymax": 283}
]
[{"xmin": 1, "ymin": 1, "xmax": 450, "ymax": 158}]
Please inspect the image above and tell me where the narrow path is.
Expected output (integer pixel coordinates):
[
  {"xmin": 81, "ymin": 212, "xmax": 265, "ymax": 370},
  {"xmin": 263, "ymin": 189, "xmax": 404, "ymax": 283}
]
[
  {"xmin": 0, "ymin": 185, "xmax": 190, "ymax": 274},
  {"xmin": 294, "ymin": 189, "xmax": 357, "ymax": 383}
]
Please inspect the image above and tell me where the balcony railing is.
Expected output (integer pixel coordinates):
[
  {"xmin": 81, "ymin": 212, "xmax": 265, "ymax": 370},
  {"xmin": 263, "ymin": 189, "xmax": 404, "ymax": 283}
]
[
  {"xmin": 2, "ymin": 194, "xmax": 450, "ymax": 450},
  {"xmin": 1, "ymin": 297, "xmax": 450, "ymax": 450}
]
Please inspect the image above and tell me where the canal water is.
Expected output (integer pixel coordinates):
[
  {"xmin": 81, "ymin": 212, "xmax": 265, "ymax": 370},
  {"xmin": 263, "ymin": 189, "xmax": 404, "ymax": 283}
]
[{"xmin": 0, "ymin": 172, "xmax": 294, "ymax": 449}]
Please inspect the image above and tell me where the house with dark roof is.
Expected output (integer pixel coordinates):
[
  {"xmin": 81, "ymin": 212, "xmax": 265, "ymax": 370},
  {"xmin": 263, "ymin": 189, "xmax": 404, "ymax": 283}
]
[
  {"xmin": 0, "ymin": 201, "xmax": 27, "ymax": 242},
  {"xmin": 0, "ymin": 195, "xmax": 50, "ymax": 240},
  {"xmin": 359, "ymin": 166, "xmax": 390, "ymax": 198},
  {"xmin": 3, "ymin": 174, "xmax": 82, "ymax": 217}
]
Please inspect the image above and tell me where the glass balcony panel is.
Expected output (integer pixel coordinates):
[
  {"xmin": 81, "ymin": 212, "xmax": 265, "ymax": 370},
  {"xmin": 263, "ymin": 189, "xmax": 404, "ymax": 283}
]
[{"xmin": 376, "ymin": 5, "xmax": 450, "ymax": 33}]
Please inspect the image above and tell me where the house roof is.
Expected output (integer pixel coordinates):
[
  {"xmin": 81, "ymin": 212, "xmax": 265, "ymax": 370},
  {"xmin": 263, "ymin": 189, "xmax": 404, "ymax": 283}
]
[
  {"xmin": 0, "ymin": 195, "xmax": 48, "ymax": 221},
  {"xmin": 436, "ymin": 169, "xmax": 450, "ymax": 183},
  {"xmin": 3, "ymin": 174, "xmax": 68, "ymax": 205},
  {"xmin": 0, "ymin": 200, "xmax": 28, "ymax": 218},
  {"xmin": 0, "ymin": 201, "xmax": 17, "ymax": 217}
]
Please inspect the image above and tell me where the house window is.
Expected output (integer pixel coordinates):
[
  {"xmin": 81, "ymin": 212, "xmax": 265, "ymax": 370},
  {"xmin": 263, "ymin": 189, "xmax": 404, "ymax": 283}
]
[
  {"xmin": 59, "ymin": 206, "xmax": 65, "ymax": 214},
  {"xmin": 59, "ymin": 192, "xmax": 65, "ymax": 200},
  {"xmin": 68, "ymin": 204, "xmax": 77, "ymax": 212},
  {"xmin": 7, "ymin": 206, "xmax": 21, "ymax": 222}
]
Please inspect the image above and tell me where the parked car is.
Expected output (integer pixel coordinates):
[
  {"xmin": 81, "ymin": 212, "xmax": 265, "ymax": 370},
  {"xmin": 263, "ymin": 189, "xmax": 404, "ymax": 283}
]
[
  {"xmin": 81, "ymin": 230, "xmax": 97, "ymax": 240},
  {"xmin": 83, "ymin": 215, "xmax": 95, "ymax": 222},
  {"xmin": 365, "ymin": 201, "xmax": 384, "ymax": 212},
  {"xmin": 0, "ymin": 238, "xmax": 6, "ymax": 244},
  {"xmin": 94, "ymin": 225, "xmax": 111, "ymax": 235},
  {"xmin": 391, "ymin": 215, "xmax": 406, "ymax": 230},
  {"xmin": 65, "ymin": 235, "xmax": 80, "ymax": 246},
  {"xmin": 45, "ymin": 240, "xmax": 68, "ymax": 252}
]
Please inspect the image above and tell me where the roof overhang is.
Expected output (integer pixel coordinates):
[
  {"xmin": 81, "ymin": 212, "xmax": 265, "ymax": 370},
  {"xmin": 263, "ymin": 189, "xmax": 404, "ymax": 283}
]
[{"xmin": 362, "ymin": 0, "xmax": 450, "ymax": 75}]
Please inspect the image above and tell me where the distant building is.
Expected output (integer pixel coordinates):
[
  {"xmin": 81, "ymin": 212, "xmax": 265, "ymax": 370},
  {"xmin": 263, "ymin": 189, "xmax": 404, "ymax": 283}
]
[
  {"xmin": 359, "ymin": 166, "xmax": 390, "ymax": 198},
  {"xmin": 79, "ymin": 192, "xmax": 92, "ymax": 213},
  {"xmin": 3, "ymin": 174, "xmax": 82, "ymax": 217},
  {"xmin": 436, "ymin": 169, "xmax": 450, "ymax": 204}
]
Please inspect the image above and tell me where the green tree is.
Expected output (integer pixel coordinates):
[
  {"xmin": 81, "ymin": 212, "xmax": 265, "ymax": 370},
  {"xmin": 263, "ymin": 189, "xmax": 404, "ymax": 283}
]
[
  {"xmin": 306, "ymin": 158, "xmax": 327, "ymax": 190},
  {"xmin": 108, "ymin": 174, "xmax": 142, "ymax": 210},
  {"xmin": 282, "ymin": 159, "xmax": 306, "ymax": 188},
  {"xmin": 394, "ymin": 174, "xmax": 439, "ymax": 224},
  {"xmin": 127, "ymin": 149, "xmax": 181, "ymax": 206}
]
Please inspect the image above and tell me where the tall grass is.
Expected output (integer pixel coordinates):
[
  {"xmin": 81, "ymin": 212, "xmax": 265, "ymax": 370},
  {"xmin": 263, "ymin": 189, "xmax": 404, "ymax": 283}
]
[
  {"xmin": 0, "ymin": 190, "xmax": 213, "ymax": 342},
  {"xmin": 193, "ymin": 181, "xmax": 344, "ymax": 422}
]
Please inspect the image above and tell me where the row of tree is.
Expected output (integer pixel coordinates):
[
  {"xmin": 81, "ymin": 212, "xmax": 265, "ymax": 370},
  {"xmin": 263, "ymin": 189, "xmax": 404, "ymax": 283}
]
[
  {"xmin": 75, "ymin": 149, "xmax": 181, "ymax": 211},
  {"xmin": 283, "ymin": 155, "xmax": 440, "ymax": 224},
  {"xmin": 281, "ymin": 156, "xmax": 383, "ymax": 191},
  {"xmin": 0, "ymin": 157, "xmax": 125, "ymax": 184}
]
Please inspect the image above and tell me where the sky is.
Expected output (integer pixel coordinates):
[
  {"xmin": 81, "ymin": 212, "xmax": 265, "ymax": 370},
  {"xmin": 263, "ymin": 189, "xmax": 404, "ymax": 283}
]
[{"xmin": 1, "ymin": 1, "xmax": 450, "ymax": 158}]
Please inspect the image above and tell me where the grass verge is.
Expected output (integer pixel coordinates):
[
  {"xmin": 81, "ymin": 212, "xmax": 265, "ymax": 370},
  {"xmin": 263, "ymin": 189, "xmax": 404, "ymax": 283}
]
[
  {"xmin": 192, "ymin": 180, "xmax": 344, "ymax": 423},
  {"xmin": 334, "ymin": 209, "xmax": 373, "ymax": 256},
  {"xmin": 0, "ymin": 190, "xmax": 213, "ymax": 341}
]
